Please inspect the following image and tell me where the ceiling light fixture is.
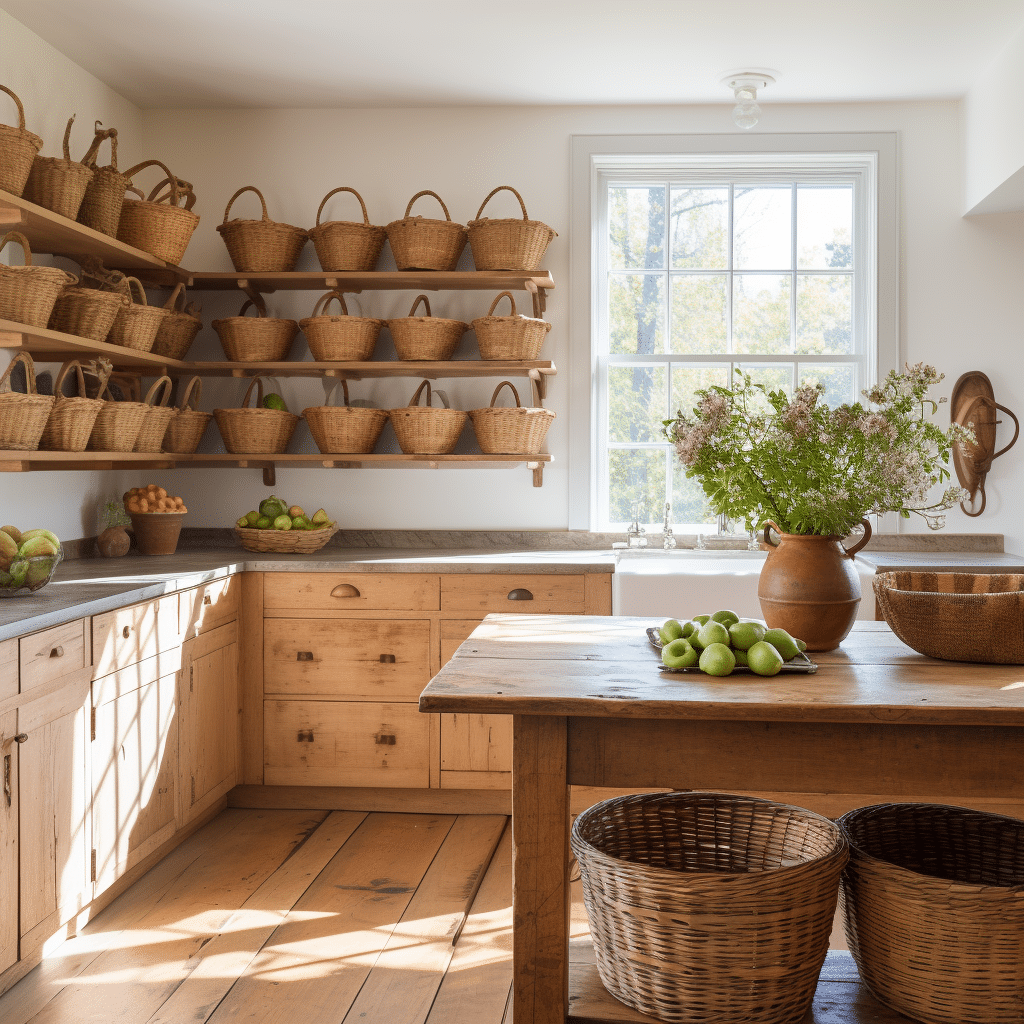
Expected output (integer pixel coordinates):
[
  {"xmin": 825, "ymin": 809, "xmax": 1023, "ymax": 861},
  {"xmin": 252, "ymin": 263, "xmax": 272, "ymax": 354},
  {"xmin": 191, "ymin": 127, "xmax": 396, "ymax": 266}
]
[{"xmin": 720, "ymin": 69, "xmax": 777, "ymax": 130}]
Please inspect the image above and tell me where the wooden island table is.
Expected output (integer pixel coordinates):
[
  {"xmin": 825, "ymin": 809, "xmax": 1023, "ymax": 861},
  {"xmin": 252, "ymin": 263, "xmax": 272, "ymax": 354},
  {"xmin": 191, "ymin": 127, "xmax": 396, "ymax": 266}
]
[{"xmin": 419, "ymin": 615, "xmax": 1024, "ymax": 1024}]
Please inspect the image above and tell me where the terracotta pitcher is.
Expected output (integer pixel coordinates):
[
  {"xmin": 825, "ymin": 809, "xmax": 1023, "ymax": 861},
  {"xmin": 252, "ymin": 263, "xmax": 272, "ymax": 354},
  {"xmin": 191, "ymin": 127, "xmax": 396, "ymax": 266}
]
[{"xmin": 757, "ymin": 520, "xmax": 872, "ymax": 651}]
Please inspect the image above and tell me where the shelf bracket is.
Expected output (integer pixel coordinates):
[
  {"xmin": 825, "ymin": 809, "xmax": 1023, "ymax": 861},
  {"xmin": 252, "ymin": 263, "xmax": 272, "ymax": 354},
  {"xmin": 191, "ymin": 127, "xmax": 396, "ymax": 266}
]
[
  {"xmin": 529, "ymin": 462, "xmax": 544, "ymax": 487},
  {"xmin": 0, "ymin": 202, "xmax": 25, "ymax": 228},
  {"xmin": 262, "ymin": 463, "xmax": 276, "ymax": 487}
]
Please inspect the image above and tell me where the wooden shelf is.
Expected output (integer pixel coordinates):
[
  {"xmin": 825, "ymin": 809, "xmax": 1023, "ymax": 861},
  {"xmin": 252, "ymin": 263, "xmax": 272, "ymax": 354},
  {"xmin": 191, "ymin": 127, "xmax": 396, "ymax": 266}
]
[{"xmin": 0, "ymin": 188, "xmax": 188, "ymax": 278}]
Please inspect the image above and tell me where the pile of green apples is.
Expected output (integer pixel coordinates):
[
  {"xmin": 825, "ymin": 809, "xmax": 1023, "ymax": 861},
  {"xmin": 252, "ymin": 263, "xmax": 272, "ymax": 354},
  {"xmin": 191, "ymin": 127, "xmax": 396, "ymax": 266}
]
[
  {"xmin": 659, "ymin": 610, "xmax": 807, "ymax": 677},
  {"xmin": 235, "ymin": 495, "xmax": 333, "ymax": 532}
]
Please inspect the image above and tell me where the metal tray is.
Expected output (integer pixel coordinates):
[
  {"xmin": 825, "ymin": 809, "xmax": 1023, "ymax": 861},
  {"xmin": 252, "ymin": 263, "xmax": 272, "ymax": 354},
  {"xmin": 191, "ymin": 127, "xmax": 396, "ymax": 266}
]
[{"xmin": 647, "ymin": 627, "xmax": 818, "ymax": 674}]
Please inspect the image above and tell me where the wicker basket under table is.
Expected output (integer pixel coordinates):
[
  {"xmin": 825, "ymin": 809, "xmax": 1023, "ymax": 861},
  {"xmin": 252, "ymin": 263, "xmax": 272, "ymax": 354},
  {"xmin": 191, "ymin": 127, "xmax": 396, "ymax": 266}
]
[{"xmin": 234, "ymin": 522, "xmax": 338, "ymax": 554}]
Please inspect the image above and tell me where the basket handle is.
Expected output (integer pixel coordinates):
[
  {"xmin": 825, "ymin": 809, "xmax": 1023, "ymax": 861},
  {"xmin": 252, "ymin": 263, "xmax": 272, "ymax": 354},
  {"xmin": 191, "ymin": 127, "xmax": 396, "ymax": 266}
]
[
  {"xmin": 311, "ymin": 290, "xmax": 349, "ymax": 318},
  {"xmin": 223, "ymin": 185, "xmax": 269, "ymax": 224},
  {"xmin": 84, "ymin": 356, "xmax": 113, "ymax": 397},
  {"xmin": 329, "ymin": 379, "xmax": 352, "ymax": 408},
  {"xmin": 60, "ymin": 115, "xmax": 76, "ymax": 161},
  {"xmin": 177, "ymin": 376, "xmax": 203, "ymax": 411},
  {"xmin": 407, "ymin": 294, "xmax": 431, "ymax": 318},
  {"xmin": 149, "ymin": 177, "xmax": 198, "ymax": 211},
  {"xmin": 0, "ymin": 85, "xmax": 27, "ymax": 130},
  {"xmin": 762, "ymin": 521, "xmax": 781, "ymax": 550},
  {"xmin": 53, "ymin": 360, "xmax": 87, "ymax": 400},
  {"xmin": 81, "ymin": 122, "xmax": 118, "ymax": 170},
  {"xmin": 474, "ymin": 185, "xmax": 529, "ymax": 222},
  {"xmin": 123, "ymin": 160, "xmax": 181, "ymax": 208},
  {"xmin": 403, "ymin": 190, "xmax": 452, "ymax": 222},
  {"xmin": 842, "ymin": 519, "xmax": 872, "ymax": 558},
  {"xmin": 486, "ymin": 291, "xmax": 517, "ymax": 317},
  {"xmin": 0, "ymin": 231, "xmax": 32, "ymax": 267},
  {"xmin": 121, "ymin": 276, "xmax": 148, "ymax": 307},
  {"xmin": 240, "ymin": 376, "xmax": 267, "ymax": 409},
  {"xmin": 488, "ymin": 381, "xmax": 522, "ymax": 409},
  {"xmin": 0, "ymin": 351, "xmax": 39, "ymax": 396},
  {"xmin": 237, "ymin": 296, "xmax": 267, "ymax": 318},
  {"xmin": 144, "ymin": 375, "xmax": 173, "ymax": 409},
  {"xmin": 163, "ymin": 282, "xmax": 187, "ymax": 312},
  {"xmin": 315, "ymin": 187, "xmax": 370, "ymax": 228}
]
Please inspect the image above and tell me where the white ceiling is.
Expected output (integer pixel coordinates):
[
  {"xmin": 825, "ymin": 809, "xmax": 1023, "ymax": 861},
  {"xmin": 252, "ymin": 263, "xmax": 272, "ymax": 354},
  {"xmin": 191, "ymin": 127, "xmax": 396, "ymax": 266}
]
[{"xmin": 4, "ymin": 0, "xmax": 1024, "ymax": 109}]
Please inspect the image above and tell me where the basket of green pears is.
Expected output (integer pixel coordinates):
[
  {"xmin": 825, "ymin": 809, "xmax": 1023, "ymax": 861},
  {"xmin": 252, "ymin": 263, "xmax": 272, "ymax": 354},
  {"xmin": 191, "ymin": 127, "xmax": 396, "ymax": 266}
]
[{"xmin": 233, "ymin": 495, "xmax": 336, "ymax": 553}]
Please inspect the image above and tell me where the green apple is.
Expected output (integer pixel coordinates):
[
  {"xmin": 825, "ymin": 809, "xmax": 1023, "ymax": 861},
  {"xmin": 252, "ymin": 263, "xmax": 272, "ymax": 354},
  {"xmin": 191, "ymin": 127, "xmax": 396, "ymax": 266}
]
[
  {"xmin": 728, "ymin": 621, "xmax": 766, "ymax": 651},
  {"xmin": 660, "ymin": 619, "xmax": 685, "ymax": 644},
  {"xmin": 710, "ymin": 609, "xmax": 740, "ymax": 627},
  {"xmin": 699, "ymin": 643, "xmax": 736, "ymax": 676},
  {"xmin": 748, "ymin": 641, "xmax": 784, "ymax": 677},
  {"xmin": 697, "ymin": 620, "xmax": 730, "ymax": 649},
  {"xmin": 661, "ymin": 638, "xmax": 698, "ymax": 669},
  {"xmin": 762, "ymin": 628, "xmax": 802, "ymax": 661}
]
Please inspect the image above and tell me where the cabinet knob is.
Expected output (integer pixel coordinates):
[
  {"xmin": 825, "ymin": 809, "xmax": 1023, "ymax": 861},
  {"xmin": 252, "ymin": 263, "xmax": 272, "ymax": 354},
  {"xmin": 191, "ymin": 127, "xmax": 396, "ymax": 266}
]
[
  {"xmin": 122, "ymin": 625, "xmax": 131, "ymax": 639},
  {"xmin": 379, "ymin": 653, "xmax": 396, "ymax": 664},
  {"xmin": 507, "ymin": 588, "xmax": 534, "ymax": 601},
  {"xmin": 203, "ymin": 595, "xmax": 212, "ymax": 605},
  {"xmin": 14, "ymin": 734, "xmax": 27, "ymax": 744},
  {"xmin": 330, "ymin": 584, "xmax": 361, "ymax": 599},
  {"xmin": 49, "ymin": 645, "xmax": 63, "ymax": 658},
  {"xmin": 297, "ymin": 729, "xmax": 314, "ymax": 743},
  {"xmin": 296, "ymin": 651, "xmax": 314, "ymax": 661}
]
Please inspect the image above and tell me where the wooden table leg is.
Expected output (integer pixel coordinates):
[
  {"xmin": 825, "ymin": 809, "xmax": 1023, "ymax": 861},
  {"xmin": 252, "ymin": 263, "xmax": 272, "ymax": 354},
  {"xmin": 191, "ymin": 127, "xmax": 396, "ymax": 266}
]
[{"xmin": 512, "ymin": 714, "xmax": 570, "ymax": 1024}]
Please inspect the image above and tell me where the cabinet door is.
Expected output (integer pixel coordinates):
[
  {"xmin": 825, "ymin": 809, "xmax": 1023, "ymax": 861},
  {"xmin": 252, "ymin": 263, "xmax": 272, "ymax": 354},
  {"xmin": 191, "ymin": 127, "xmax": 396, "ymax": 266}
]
[
  {"xmin": 0, "ymin": 711, "xmax": 19, "ymax": 976},
  {"xmin": 17, "ymin": 680, "xmax": 91, "ymax": 957},
  {"xmin": 91, "ymin": 670, "xmax": 177, "ymax": 893}
]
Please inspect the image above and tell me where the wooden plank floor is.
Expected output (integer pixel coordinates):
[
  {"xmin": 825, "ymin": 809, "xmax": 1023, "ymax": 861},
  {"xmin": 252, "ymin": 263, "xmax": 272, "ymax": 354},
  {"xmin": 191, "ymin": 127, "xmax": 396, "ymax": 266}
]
[{"xmin": 0, "ymin": 809, "xmax": 914, "ymax": 1024}]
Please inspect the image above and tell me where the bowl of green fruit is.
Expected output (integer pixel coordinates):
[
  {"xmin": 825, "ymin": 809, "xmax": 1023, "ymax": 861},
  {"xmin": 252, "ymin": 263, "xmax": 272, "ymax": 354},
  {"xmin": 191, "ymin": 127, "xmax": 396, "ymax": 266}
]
[
  {"xmin": 0, "ymin": 525, "xmax": 63, "ymax": 596},
  {"xmin": 233, "ymin": 495, "xmax": 337, "ymax": 553}
]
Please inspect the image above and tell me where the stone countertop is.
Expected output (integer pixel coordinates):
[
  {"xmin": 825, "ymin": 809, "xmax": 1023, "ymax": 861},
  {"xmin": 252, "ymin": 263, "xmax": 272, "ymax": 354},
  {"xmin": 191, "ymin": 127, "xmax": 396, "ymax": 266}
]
[{"xmin": 855, "ymin": 551, "xmax": 1024, "ymax": 573}]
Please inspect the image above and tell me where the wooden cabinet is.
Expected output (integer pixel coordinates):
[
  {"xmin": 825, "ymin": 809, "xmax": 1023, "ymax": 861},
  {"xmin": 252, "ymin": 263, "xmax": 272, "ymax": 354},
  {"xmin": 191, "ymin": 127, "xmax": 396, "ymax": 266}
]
[
  {"xmin": 0, "ymin": 710, "xmax": 18, "ymax": 977},
  {"xmin": 263, "ymin": 573, "xmax": 439, "ymax": 612},
  {"xmin": 92, "ymin": 596, "xmax": 180, "ymax": 678},
  {"xmin": 179, "ymin": 576, "xmax": 240, "ymax": 641}
]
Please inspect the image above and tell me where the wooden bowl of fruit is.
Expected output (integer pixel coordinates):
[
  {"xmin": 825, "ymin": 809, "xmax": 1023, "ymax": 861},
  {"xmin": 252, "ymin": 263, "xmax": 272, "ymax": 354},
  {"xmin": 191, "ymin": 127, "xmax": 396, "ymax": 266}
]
[{"xmin": 233, "ymin": 495, "xmax": 337, "ymax": 553}]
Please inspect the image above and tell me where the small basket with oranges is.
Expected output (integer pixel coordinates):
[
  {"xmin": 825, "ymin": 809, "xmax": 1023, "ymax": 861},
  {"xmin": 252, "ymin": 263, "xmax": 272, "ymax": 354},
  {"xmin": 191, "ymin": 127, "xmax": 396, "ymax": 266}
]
[{"xmin": 124, "ymin": 483, "xmax": 187, "ymax": 555}]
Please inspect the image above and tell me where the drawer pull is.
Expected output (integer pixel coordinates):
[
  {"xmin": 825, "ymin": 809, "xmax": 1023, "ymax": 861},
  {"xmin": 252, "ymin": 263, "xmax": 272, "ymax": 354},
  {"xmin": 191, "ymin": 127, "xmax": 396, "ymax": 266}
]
[
  {"xmin": 14, "ymin": 734, "xmax": 27, "ymax": 744},
  {"xmin": 296, "ymin": 651, "xmax": 314, "ymax": 661},
  {"xmin": 49, "ymin": 645, "xmax": 64, "ymax": 658},
  {"xmin": 122, "ymin": 625, "xmax": 131, "ymax": 639},
  {"xmin": 331, "ymin": 584, "xmax": 361, "ymax": 599},
  {"xmin": 297, "ymin": 729, "xmax": 315, "ymax": 743},
  {"xmin": 507, "ymin": 588, "xmax": 534, "ymax": 601},
  {"xmin": 203, "ymin": 595, "xmax": 212, "ymax": 605},
  {"xmin": 375, "ymin": 733, "xmax": 397, "ymax": 745},
  {"xmin": 379, "ymin": 653, "xmax": 396, "ymax": 664},
  {"xmin": 3, "ymin": 754, "xmax": 10, "ymax": 807}
]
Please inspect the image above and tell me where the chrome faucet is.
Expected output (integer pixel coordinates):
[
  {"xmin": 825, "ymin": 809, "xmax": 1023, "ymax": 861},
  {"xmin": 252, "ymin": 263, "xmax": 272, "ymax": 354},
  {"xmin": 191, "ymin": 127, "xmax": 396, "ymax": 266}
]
[
  {"xmin": 717, "ymin": 513, "xmax": 732, "ymax": 536},
  {"xmin": 662, "ymin": 502, "xmax": 676, "ymax": 549},
  {"xmin": 626, "ymin": 502, "xmax": 647, "ymax": 548}
]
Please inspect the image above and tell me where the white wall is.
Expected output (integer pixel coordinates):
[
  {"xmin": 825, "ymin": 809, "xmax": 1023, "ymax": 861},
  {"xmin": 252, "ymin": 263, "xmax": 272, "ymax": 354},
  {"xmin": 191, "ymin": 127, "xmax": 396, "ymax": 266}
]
[{"xmin": 1, "ymin": 8, "xmax": 146, "ymax": 543}]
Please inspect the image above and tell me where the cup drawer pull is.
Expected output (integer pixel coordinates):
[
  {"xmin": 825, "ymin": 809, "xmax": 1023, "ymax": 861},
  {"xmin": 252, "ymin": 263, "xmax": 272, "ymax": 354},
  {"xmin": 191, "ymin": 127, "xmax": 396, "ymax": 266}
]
[
  {"xmin": 375, "ymin": 733, "xmax": 397, "ymax": 745},
  {"xmin": 49, "ymin": 645, "xmax": 63, "ymax": 658},
  {"xmin": 331, "ymin": 584, "xmax": 361, "ymax": 598},
  {"xmin": 379, "ymin": 653, "xmax": 396, "ymax": 664},
  {"xmin": 507, "ymin": 588, "xmax": 534, "ymax": 601},
  {"xmin": 203, "ymin": 595, "xmax": 212, "ymax": 605},
  {"xmin": 122, "ymin": 625, "xmax": 131, "ymax": 639},
  {"xmin": 297, "ymin": 729, "xmax": 314, "ymax": 743},
  {"xmin": 296, "ymin": 651, "xmax": 314, "ymax": 661}
]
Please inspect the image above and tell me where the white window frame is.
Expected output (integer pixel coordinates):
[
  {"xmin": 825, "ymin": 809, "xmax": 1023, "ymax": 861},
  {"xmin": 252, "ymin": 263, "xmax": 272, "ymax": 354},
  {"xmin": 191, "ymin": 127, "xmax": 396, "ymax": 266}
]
[{"xmin": 569, "ymin": 133, "xmax": 899, "ymax": 532}]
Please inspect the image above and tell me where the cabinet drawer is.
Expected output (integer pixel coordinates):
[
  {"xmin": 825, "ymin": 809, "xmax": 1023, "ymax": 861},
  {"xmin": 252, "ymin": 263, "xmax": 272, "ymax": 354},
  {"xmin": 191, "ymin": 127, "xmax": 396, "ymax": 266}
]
[
  {"xmin": 19, "ymin": 619, "xmax": 87, "ymax": 694},
  {"xmin": 92, "ymin": 596, "xmax": 179, "ymax": 677},
  {"xmin": 264, "ymin": 618, "xmax": 431, "ymax": 701},
  {"xmin": 440, "ymin": 713, "xmax": 512, "ymax": 773},
  {"xmin": 263, "ymin": 573, "xmax": 439, "ymax": 613},
  {"xmin": 179, "ymin": 576, "xmax": 239, "ymax": 639},
  {"xmin": 264, "ymin": 700, "xmax": 429, "ymax": 788},
  {"xmin": 441, "ymin": 619, "xmax": 483, "ymax": 665},
  {"xmin": 440, "ymin": 574, "xmax": 586, "ymax": 615}
]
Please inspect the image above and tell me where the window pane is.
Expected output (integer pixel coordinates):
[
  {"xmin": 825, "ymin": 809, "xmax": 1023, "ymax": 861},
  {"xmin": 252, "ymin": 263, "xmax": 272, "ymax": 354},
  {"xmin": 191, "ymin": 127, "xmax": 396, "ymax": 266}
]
[
  {"xmin": 608, "ymin": 365, "xmax": 666, "ymax": 443},
  {"xmin": 797, "ymin": 275, "xmax": 852, "ymax": 354},
  {"xmin": 608, "ymin": 186, "xmax": 665, "ymax": 270},
  {"xmin": 799, "ymin": 364, "xmax": 856, "ymax": 407},
  {"xmin": 670, "ymin": 275, "xmax": 727, "ymax": 354},
  {"xmin": 670, "ymin": 365, "xmax": 729, "ymax": 419},
  {"xmin": 733, "ymin": 274, "xmax": 791, "ymax": 354},
  {"xmin": 608, "ymin": 449, "xmax": 666, "ymax": 525},
  {"xmin": 734, "ymin": 186, "xmax": 791, "ymax": 270},
  {"xmin": 670, "ymin": 187, "xmax": 728, "ymax": 269},
  {"xmin": 608, "ymin": 274, "xmax": 665, "ymax": 355},
  {"xmin": 736, "ymin": 363, "xmax": 794, "ymax": 398},
  {"xmin": 672, "ymin": 471, "xmax": 716, "ymax": 527},
  {"xmin": 797, "ymin": 185, "xmax": 852, "ymax": 269}
]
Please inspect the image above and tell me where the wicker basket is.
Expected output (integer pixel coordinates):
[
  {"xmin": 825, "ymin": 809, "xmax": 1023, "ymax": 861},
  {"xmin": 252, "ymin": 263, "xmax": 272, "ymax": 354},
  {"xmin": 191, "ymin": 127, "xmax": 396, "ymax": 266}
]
[
  {"xmin": 389, "ymin": 380, "xmax": 467, "ymax": 455},
  {"xmin": 107, "ymin": 276, "xmax": 169, "ymax": 353},
  {"xmin": 467, "ymin": 186, "xmax": 557, "ymax": 271},
  {"xmin": 0, "ymin": 351, "xmax": 54, "ymax": 450},
  {"xmin": 470, "ymin": 380, "xmax": 555, "ymax": 455},
  {"xmin": 117, "ymin": 160, "xmax": 199, "ymax": 265},
  {"xmin": 87, "ymin": 385, "xmax": 147, "ymax": 452},
  {"xmin": 839, "ymin": 802, "xmax": 1024, "ymax": 1024},
  {"xmin": 234, "ymin": 521, "xmax": 338, "ymax": 553},
  {"xmin": 0, "ymin": 231, "xmax": 76, "ymax": 328},
  {"xmin": 308, "ymin": 186, "xmax": 385, "ymax": 272},
  {"xmin": 386, "ymin": 294, "xmax": 467, "ymax": 361},
  {"xmin": 133, "ymin": 376, "xmax": 175, "ymax": 453},
  {"xmin": 572, "ymin": 792, "xmax": 848, "ymax": 1024},
  {"xmin": 77, "ymin": 123, "xmax": 129, "ymax": 237},
  {"xmin": 214, "ymin": 296, "xmax": 298, "ymax": 362},
  {"xmin": 873, "ymin": 571, "xmax": 1024, "ymax": 664},
  {"xmin": 22, "ymin": 116, "xmax": 94, "ymax": 221},
  {"xmin": 39, "ymin": 359, "xmax": 108, "ymax": 452},
  {"xmin": 385, "ymin": 190, "xmax": 467, "ymax": 271},
  {"xmin": 0, "ymin": 85, "xmax": 43, "ymax": 198},
  {"xmin": 214, "ymin": 376, "xmax": 300, "ymax": 455},
  {"xmin": 216, "ymin": 186, "xmax": 307, "ymax": 273},
  {"xmin": 472, "ymin": 290, "xmax": 551, "ymax": 360},
  {"xmin": 152, "ymin": 282, "xmax": 202, "ymax": 360},
  {"xmin": 305, "ymin": 379, "xmax": 388, "ymax": 455},
  {"xmin": 48, "ymin": 283, "xmax": 128, "ymax": 342},
  {"xmin": 300, "ymin": 290, "xmax": 383, "ymax": 361},
  {"xmin": 162, "ymin": 377, "xmax": 212, "ymax": 455}
]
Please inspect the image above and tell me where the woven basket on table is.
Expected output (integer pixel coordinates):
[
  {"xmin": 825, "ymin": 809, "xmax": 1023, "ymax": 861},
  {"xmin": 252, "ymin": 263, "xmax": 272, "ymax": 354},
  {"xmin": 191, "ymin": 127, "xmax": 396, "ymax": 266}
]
[
  {"xmin": 0, "ymin": 351, "xmax": 54, "ymax": 451},
  {"xmin": 162, "ymin": 376, "xmax": 212, "ymax": 455},
  {"xmin": 466, "ymin": 186, "xmax": 557, "ymax": 271},
  {"xmin": 571, "ymin": 792, "xmax": 848, "ymax": 1024},
  {"xmin": 87, "ymin": 385, "xmax": 147, "ymax": 452},
  {"xmin": 39, "ymin": 360, "xmax": 109, "ymax": 452},
  {"xmin": 151, "ymin": 282, "xmax": 202, "ymax": 360},
  {"xmin": 385, "ymin": 190, "xmax": 466, "ymax": 271},
  {"xmin": 300, "ymin": 290, "xmax": 383, "ymax": 361},
  {"xmin": 77, "ymin": 123, "xmax": 129, "ymax": 237},
  {"xmin": 838, "ymin": 802, "xmax": 1024, "ymax": 1024},
  {"xmin": 117, "ymin": 160, "xmax": 199, "ymax": 265},
  {"xmin": 308, "ymin": 186, "xmax": 385, "ymax": 272},
  {"xmin": 0, "ymin": 84, "xmax": 43, "ymax": 198},
  {"xmin": 22, "ymin": 116, "xmax": 94, "ymax": 221},
  {"xmin": 234, "ymin": 521, "xmax": 338, "ymax": 554},
  {"xmin": 216, "ymin": 186, "xmax": 307, "ymax": 273},
  {"xmin": 873, "ymin": 571, "xmax": 1024, "ymax": 664},
  {"xmin": 304, "ymin": 379, "xmax": 388, "ymax": 455},
  {"xmin": 470, "ymin": 380, "xmax": 555, "ymax": 455},
  {"xmin": 133, "ymin": 376, "xmax": 175, "ymax": 453},
  {"xmin": 386, "ymin": 294, "xmax": 467, "ymax": 361},
  {"xmin": 0, "ymin": 231, "xmax": 76, "ymax": 328},
  {"xmin": 213, "ymin": 296, "xmax": 298, "ymax": 362},
  {"xmin": 107, "ymin": 276, "xmax": 169, "ymax": 353},
  {"xmin": 48, "ymin": 283, "xmax": 129, "ymax": 342},
  {"xmin": 471, "ymin": 290, "xmax": 551, "ymax": 360},
  {"xmin": 214, "ymin": 376, "xmax": 300, "ymax": 455},
  {"xmin": 388, "ymin": 380, "xmax": 467, "ymax": 455}
]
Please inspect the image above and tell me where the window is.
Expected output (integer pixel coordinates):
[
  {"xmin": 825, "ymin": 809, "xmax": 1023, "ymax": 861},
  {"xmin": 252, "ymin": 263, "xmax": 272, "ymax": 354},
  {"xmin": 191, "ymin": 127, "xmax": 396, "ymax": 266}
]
[{"xmin": 569, "ymin": 134, "xmax": 898, "ymax": 532}]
